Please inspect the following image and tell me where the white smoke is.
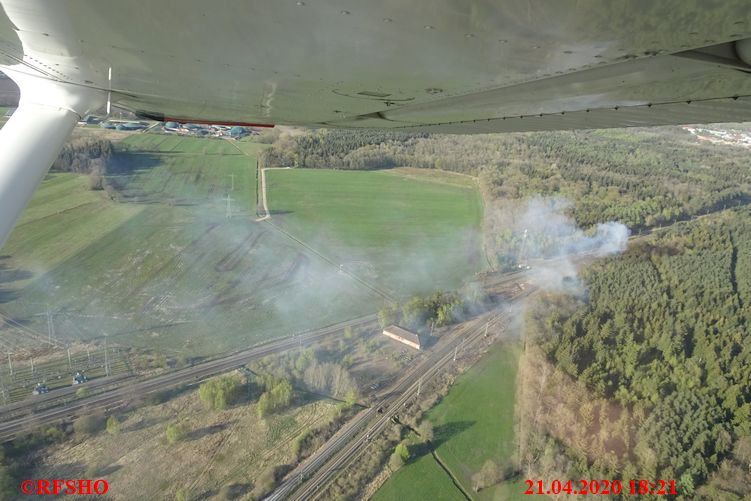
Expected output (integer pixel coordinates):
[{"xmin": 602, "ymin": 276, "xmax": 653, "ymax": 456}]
[{"xmin": 512, "ymin": 197, "xmax": 630, "ymax": 294}]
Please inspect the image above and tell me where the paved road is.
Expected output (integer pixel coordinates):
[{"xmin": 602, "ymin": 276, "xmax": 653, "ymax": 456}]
[
  {"xmin": 267, "ymin": 290, "xmax": 530, "ymax": 501},
  {"xmin": 0, "ymin": 314, "xmax": 376, "ymax": 442}
]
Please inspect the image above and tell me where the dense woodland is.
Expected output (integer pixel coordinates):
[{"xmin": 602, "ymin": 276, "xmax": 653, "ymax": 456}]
[{"xmin": 523, "ymin": 209, "xmax": 751, "ymax": 499}]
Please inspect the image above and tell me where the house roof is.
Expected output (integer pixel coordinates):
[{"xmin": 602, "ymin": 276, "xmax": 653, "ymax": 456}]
[{"xmin": 383, "ymin": 325, "xmax": 420, "ymax": 345}]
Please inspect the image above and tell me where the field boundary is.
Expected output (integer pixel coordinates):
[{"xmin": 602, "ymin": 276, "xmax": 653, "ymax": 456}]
[
  {"xmin": 256, "ymin": 166, "xmax": 291, "ymax": 221},
  {"xmin": 14, "ymin": 201, "xmax": 100, "ymax": 228},
  {"xmin": 431, "ymin": 449, "xmax": 473, "ymax": 501},
  {"xmin": 383, "ymin": 167, "xmax": 478, "ymax": 190}
]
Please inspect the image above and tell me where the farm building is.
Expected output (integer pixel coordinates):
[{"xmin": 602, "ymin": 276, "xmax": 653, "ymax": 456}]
[{"xmin": 383, "ymin": 325, "xmax": 421, "ymax": 350}]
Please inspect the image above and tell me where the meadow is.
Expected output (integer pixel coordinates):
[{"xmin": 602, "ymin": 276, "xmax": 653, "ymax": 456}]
[
  {"xmin": 29, "ymin": 375, "xmax": 342, "ymax": 500},
  {"xmin": 1, "ymin": 133, "xmax": 484, "ymax": 360},
  {"xmin": 1, "ymin": 135, "xmax": 377, "ymax": 357},
  {"xmin": 266, "ymin": 167, "xmax": 484, "ymax": 297},
  {"xmin": 373, "ymin": 343, "xmax": 527, "ymax": 501}
]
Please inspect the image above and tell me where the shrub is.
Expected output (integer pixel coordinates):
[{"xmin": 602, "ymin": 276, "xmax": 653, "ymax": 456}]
[
  {"xmin": 394, "ymin": 442, "xmax": 410, "ymax": 462},
  {"xmin": 106, "ymin": 415, "xmax": 120, "ymax": 435},
  {"xmin": 199, "ymin": 376, "xmax": 244, "ymax": 410},
  {"xmin": 418, "ymin": 419, "xmax": 434, "ymax": 442},
  {"xmin": 389, "ymin": 452, "xmax": 405, "ymax": 470},
  {"xmin": 251, "ymin": 467, "xmax": 276, "ymax": 499},
  {"xmin": 165, "ymin": 422, "xmax": 188, "ymax": 444},
  {"xmin": 73, "ymin": 414, "xmax": 104, "ymax": 437}
]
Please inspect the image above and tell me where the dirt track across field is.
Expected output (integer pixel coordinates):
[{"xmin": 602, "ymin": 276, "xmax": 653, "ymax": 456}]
[{"xmin": 256, "ymin": 166, "xmax": 291, "ymax": 221}]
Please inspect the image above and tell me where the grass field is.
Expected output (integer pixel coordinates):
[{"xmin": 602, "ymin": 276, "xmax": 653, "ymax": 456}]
[
  {"xmin": 1, "ymin": 135, "xmax": 378, "ymax": 356},
  {"xmin": 30, "ymin": 378, "xmax": 342, "ymax": 500},
  {"xmin": 1, "ymin": 133, "xmax": 484, "ymax": 359},
  {"xmin": 113, "ymin": 135, "xmax": 257, "ymax": 211},
  {"xmin": 373, "ymin": 343, "xmax": 526, "ymax": 501},
  {"xmin": 267, "ymin": 168, "xmax": 484, "ymax": 296}
]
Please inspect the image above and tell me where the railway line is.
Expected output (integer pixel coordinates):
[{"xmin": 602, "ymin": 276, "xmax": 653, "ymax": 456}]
[
  {"xmin": 0, "ymin": 266, "xmax": 532, "ymax": 441},
  {"xmin": 267, "ymin": 289, "xmax": 532, "ymax": 501},
  {"xmin": 0, "ymin": 314, "xmax": 377, "ymax": 442}
]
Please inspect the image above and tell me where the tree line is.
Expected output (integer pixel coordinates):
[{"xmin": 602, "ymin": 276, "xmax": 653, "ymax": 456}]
[
  {"xmin": 522, "ymin": 208, "xmax": 751, "ymax": 499},
  {"xmin": 378, "ymin": 285, "xmax": 491, "ymax": 334},
  {"xmin": 51, "ymin": 137, "xmax": 114, "ymax": 191},
  {"xmin": 260, "ymin": 127, "xmax": 751, "ymax": 233}
]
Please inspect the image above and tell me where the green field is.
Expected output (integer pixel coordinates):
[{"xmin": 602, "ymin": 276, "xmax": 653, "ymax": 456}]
[
  {"xmin": 1, "ymin": 135, "xmax": 378, "ymax": 355},
  {"xmin": 267, "ymin": 168, "xmax": 484, "ymax": 296},
  {"xmin": 1, "ymin": 134, "xmax": 484, "ymax": 357},
  {"xmin": 374, "ymin": 344, "xmax": 526, "ymax": 501},
  {"xmin": 113, "ymin": 134, "xmax": 257, "ymax": 211}
]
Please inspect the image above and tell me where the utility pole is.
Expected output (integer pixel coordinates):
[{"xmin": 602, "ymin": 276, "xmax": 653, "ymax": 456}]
[
  {"xmin": 453, "ymin": 346, "xmax": 458, "ymax": 362},
  {"xmin": 67, "ymin": 347, "xmax": 72, "ymax": 371},
  {"xmin": 417, "ymin": 377, "xmax": 422, "ymax": 397},
  {"xmin": 484, "ymin": 321, "xmax": 489, "ymax": 338},
  {"xmin": 104, "ymin": 336, "xmax": 110, "ymax": 377},
  {"xmin": 46, "ymin": 304, "xmax": 54, "ymax": 345},
  {"xmin": 518, "ymin": 228, "xmax": 528, "ymax": 268},
  {"xmin": 225, "ymin": 194, "xmax": 234, "ymax": 219},
  {"xmin": 30, "ymin": 356, "xmax": 34, "ymax": 375},
  {"xmin": 86, "ymin": 347, "xmax": 91, "ymax": 364},
  {"xmin": 7, "ymin": 353, "xmax": 12, "ymax": 377}
]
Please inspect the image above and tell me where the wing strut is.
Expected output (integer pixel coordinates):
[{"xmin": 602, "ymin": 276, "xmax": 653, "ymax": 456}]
[{"xmin": 0, "ymin": 69, "xmax": 105, "ymax": 248}]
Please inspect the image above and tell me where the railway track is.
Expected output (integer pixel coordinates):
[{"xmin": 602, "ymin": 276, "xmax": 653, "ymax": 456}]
[
  {"xmin": 0, "ymin": 314, "xmax": 377, "ymax": 442},
  {"xmin": 267, "ymin": 290, "xmax": 531, "ymax": 501}
]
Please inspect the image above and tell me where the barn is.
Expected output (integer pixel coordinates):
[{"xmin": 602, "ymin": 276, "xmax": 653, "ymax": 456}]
[{"xmin": 382, "ymin": 325, "xmax": 421, "ymax": 350}]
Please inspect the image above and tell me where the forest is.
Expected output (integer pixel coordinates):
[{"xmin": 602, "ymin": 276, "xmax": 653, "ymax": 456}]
[{"xmin": 522, "ymin": 208, "xmax": 751, "ymax": 499}]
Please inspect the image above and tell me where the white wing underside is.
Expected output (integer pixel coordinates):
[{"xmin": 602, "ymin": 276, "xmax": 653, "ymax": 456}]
[
  {"xmin": 0, "ymin": 1, "xmax": 751, "ymax": 248},
  {"xmin": 0, "ymin": 0, "xmax": 750, "ymax": 132}
]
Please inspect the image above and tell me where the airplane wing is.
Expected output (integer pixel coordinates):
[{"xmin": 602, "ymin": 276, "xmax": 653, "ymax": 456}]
[
  {"xmin": 0, "ymin": 0, "xmax": 750, "ymax": 131},
  {"xmin": 0, "ymin": 0, "xmax": 750, "ymax": 245}
]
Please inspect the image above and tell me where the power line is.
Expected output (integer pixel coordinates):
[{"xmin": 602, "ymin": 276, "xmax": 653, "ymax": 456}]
[
  {"xmin": 46, "ymin": 304, "xmax": 55, "ymax": 345},
  {"xmin": 518, "ymin": 228, "xmax": 529, "ymax": 267},
  {"xmin": 104, "ymin": 335, "xmax": 110, "ymax": 377},
  {"xmin": 225, "ymin": 194, "xmax": 235, "ymax": 219},
  {"xmin": 0, "ymin": 310, "xmax": 61, "ymax": 347}
]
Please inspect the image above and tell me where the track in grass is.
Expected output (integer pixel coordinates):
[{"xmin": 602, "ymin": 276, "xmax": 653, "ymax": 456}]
[{"xmin": 373, "ymin": 343, "xmax": 527, "ymax": 501}]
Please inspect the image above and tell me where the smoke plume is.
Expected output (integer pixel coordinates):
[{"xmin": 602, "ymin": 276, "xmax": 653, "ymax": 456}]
[{"xmin": 513, "ymin": 197, "xmax": 630, "ymax": 294}]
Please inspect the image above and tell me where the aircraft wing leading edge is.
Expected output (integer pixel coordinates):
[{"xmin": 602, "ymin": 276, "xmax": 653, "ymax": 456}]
[{"xmin": 0, "ymin": 0, "xmax": 750, "ymax": 245}]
